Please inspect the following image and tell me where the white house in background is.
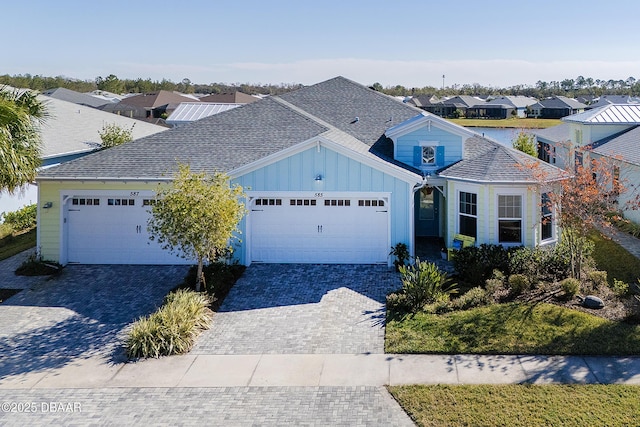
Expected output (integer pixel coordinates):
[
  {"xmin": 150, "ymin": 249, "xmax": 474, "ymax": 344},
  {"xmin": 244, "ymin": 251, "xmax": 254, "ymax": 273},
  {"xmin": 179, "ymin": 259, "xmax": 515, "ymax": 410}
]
[
  {"xmin": 534, "ymin": 104, "xmax": 640, "ymax": 224},
  {"xmin": 36, "ymin": 77, "xmax": 565, "ymax": 266},
  {"xmin": 0, "ymin": 95, "xmax": 167, "ymax": 216}
]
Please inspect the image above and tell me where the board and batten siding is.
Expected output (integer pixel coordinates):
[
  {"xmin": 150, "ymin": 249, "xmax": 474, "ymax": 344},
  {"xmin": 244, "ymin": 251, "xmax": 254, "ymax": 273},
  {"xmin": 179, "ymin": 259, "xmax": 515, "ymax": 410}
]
[
  {"xmin": 445, "ymin": 181, "xmax": 542, "ymax": 248},
  {"xmin": 232, "ymin": 145, "xmax": 413, "ymax": 265},
  {"xmin": 37, "ymin": 181, "xmax": 163, "ymax": 262},
  {"xmin": 394, "ymin": 126, "xmax": 463, "ymax": 169}
]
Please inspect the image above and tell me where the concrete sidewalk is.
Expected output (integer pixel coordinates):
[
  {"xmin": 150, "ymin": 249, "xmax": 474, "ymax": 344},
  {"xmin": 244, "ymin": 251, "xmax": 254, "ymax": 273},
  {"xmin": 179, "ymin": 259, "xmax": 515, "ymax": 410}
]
[{"xmin": 3, "ymin": 353, "xmax": 640, "ymax": 390}]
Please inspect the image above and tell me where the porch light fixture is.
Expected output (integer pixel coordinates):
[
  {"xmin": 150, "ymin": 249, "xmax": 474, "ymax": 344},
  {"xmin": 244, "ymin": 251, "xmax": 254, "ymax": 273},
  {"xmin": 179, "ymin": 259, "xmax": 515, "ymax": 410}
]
[
  {"xmin": 43, "ymin": 202, "xmax": 53, "ymax": 209},
  {"xmin": 315, "ymin": 174, "xmax": 323, "ymax": 182}
]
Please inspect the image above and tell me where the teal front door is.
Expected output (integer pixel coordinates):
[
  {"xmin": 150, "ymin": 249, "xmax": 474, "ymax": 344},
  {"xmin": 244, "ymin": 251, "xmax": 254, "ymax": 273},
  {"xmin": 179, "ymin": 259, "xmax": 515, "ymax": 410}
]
[{"xmin": 415, "ymin": 186, "xmax": 439, "ymax": 236}]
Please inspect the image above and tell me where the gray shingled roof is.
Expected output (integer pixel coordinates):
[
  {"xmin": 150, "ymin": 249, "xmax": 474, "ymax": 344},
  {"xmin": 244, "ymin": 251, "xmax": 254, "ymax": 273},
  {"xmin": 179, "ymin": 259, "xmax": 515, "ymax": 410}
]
[
  {"xmin": 37, "ymin": 76, "xmax": 563, "ymax": 184},
  {"xmin": 539, "ymin": 96, "xmax": 586, "ymax": 110},
  {"xmin": 42, "ymin": 87, "xmax": 113, "ymax": 108},
  {"xmin": 440, "ymin": 137, "xmax": 567, "ymax": 183},
  {"xmin": 38, "ymin": 96, "xmax": 328, "ymax": 179},
  {"xmin": 38, "ymin": 96, "xmax": 167, "ymax": 159},
  {"xmin": 534, "ymin": 123, "xmax": 571, "ymax": 143},
  {"xmin": 591, "ymin": 125, "xmax": 640, "ymax": 166}
]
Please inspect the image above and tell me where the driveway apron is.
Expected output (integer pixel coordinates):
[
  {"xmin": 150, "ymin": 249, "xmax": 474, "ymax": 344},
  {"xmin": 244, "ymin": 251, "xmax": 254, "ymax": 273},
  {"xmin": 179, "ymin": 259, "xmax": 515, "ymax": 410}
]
[{"xmin": 192, "ymin": 264, "xmax": 401, "ymax": 354}]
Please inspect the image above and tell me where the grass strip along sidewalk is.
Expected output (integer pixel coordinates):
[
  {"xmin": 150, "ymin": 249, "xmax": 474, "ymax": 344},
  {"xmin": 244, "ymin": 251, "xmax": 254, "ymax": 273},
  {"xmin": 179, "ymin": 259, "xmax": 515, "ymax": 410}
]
[{"xmin": 389, "ymin": 384, "xmax": 640, "ymax": 427}]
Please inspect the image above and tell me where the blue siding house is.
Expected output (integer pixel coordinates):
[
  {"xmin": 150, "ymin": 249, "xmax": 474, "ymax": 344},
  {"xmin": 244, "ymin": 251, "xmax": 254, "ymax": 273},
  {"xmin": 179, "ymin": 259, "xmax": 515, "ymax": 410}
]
[{"xmin": 36, "ymin": 77, "xmax": 565, "ymax": 266}]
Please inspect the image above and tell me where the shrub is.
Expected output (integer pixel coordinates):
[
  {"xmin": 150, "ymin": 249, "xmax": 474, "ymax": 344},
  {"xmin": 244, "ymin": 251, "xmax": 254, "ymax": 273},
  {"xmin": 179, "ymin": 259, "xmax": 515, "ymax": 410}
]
[
  {"xmin": 508, "ymin": 245, "xmax": 571, "ymax": 283},
  {"xmin": 587, "ymin": 270, "xmax": 608, "ymax": 290},
  {"xmin": 560, "ymin": 278, "xmax": 581, "ymax": 299},
  {"xmin": 453, "ymin": 244, "xmax": 510, "ymax": 286},
  {"xmin": 452, "ymin": 287, "xmax": 491, "ymax": 310},
  {"xmin": 390, "ymin": 242, "xmax": 410, "ymax": 271},
  {"xmin": 507, "ymin": 274, "xmax": 530, "ymax": 296},
  {"xmin": 398, "ymin": 258, "xmax": 457, "ymax": 313},
  {"xmin": 125, "ymin": 289, "xmax": 211, "ymax": 358},
  {"xmin": 386, "ymin": 292, "xmax": 407, "ymax": 312},
  {"xmin": 611, "ymin": 279, "xmax": 630, "ymax": 297},
  {"xmin": 1, "ymin": 204, "xmax": 37, "ymax": 231}
]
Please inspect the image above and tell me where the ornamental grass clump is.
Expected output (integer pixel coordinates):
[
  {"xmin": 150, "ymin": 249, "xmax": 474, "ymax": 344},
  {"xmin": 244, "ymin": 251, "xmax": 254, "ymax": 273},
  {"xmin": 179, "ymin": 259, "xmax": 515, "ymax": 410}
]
[
  {"xmin": 125, "ymin": 289, "xmax": 211, "ymax": 358},
  {"xmin": 398, "ymin": 258, "xmax": 457, "ymax": 313}
]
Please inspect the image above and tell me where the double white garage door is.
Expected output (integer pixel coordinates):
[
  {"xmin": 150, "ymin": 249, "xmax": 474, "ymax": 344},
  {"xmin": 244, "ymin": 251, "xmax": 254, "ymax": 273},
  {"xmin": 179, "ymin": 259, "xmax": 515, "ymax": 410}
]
[
  {"xmin": 64, "ymin": 192, "xmax": 389, "ymax": 265},
  {"xmin": 249, "ymin": 194, "xmax": 389, "ymax": 264}
]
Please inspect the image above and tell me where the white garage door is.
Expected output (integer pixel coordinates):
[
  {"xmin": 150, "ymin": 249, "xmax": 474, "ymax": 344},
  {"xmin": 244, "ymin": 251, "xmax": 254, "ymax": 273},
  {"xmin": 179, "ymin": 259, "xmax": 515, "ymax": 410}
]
[
  {"xmin": 249, "ymin": 194, "xmax": 389, "ymax": 263},
  {"xmin": 65, "ymin": 195, "xmax": 188, "ymax": 264}
]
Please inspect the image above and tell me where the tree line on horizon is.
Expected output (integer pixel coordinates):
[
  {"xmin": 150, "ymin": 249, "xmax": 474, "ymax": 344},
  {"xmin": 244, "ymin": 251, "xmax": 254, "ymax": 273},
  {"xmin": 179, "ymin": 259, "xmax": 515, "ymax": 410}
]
[{"xmin": 1, "ymin": 73, "xmax": 639, "ymax": 99}]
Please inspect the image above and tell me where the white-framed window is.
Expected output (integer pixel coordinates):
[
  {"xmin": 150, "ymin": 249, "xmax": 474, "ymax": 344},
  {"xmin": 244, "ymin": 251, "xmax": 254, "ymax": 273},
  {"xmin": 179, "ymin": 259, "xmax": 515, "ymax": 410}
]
[
  {"xmin": 459, "ymin": 191, "xmax": 477, "ymax": 238},
  {"xmin": 541, "ymin": 193, "xmax": 553, "ymax": 241},
  {"xmin": 422, "ymin": 146, "xmax": 435, "ymax": 165},
  {"xmin": 498, "ymin": 195, "xmax": 522, "ymax": 243}
]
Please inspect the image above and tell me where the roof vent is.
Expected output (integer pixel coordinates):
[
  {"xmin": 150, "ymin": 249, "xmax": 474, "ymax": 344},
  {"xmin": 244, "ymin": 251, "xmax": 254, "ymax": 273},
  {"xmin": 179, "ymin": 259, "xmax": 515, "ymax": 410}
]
[{"xmin": 351, "ymin": 117, "xmax": 359, "ymax": 124}]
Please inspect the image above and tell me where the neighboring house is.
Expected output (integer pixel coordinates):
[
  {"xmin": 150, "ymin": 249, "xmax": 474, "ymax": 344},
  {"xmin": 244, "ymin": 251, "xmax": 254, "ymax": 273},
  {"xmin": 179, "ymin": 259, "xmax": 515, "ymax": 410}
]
[
  {"xmin": 440, "ymin": 96, "xmax": 484, "ymax": 118},
  {"xmin": 166, "ymin": 103, "xmax": 243, "ymax": 127},
  {"xmin": 528, "ymin": 96, "xmax": 587, "ymax": 119},
  {"xmin": 0, "ymin": 95, "xmax": 167, "ymax": 215},
  {"xmin": 585, "ymin": 95, "xmax": 640, "ymax": 110},
  {"xmin": 42, "ymin": 87, "xmax": 115, "ymax": 109},
  {"xmin": 36, "ymin": 77, "xmax": 564, "ymax": 266},
  {"xmin": 468, "ymin": 96, "xmax": 538, "ymax": 119},
  {"xmin": 407, "ymin": 94, "xmax": 441, "ymax": 114},
  {"xmin": 534, "ymin": 104, "xmax": 640, "ymax": 224},
  {"xmin": 105, "ymin": 90, "xmax": 200, "ymax": 120},
  {"xmin": 199, "ymin": 91, "xmax": 259, "ymax": 104}
]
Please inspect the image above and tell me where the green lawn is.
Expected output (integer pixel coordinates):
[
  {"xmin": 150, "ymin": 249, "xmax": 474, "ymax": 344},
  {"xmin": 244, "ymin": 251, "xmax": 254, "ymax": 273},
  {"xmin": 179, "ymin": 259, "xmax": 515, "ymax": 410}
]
[
  {"xmin": 448, "ymin": 118, "xmax": 562, "ymax": 128},
  {"xmin": 0, "ymin": 227, "xmax": 36, "ymax": 261},
  {"xmin": 589, "ymin": 229, "xmax": 640, "ymax": 285},
  {"xmin": 385, "ymin": 302, "xmax": 640, "ymax": 355},
  {"xmin": 388, "ymin": 384, "xmax": 640, "ymax": 427}
]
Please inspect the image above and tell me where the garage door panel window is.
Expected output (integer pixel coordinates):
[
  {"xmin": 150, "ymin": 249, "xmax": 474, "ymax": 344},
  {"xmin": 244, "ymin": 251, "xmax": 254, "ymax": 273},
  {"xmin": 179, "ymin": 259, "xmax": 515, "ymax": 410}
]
[
  {"xmin": 108, "ymin": 198, "xmax": 135, "ymax": 206},
  {"xmin": 498, "ymin": 195, "xmax": 522, "ymax": 244},
  {"xmin": 72, "ymin": 198, "xmax": 100, "ymax": 206},
  {"xmin": 255, "ymin": 198, "xmax": 282, "ymax": 206},
  {"xmin": 324, "ymin": 199, "xmax": 351, "ymax": 206},
  {"xmin": 290, "ymin": 199, "xmax": 317, "ymax": 206},
  {"xmin": 358, "ymin": 199, "xmax": 384, "ymax": 207}
]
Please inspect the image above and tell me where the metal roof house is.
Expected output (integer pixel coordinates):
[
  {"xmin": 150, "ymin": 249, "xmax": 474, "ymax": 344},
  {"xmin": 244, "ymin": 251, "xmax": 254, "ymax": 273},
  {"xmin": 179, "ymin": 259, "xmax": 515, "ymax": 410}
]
[
  {"xmin": 534, "ymin": 104, "xmax": 640, "ymax": 224},
  {"xmin": 165, "ymin": 103, "xmax": 243, "ymax": 127},
  {"xmin": 36, "ymin": 77, "xmax": 564, "ymax": 266}
]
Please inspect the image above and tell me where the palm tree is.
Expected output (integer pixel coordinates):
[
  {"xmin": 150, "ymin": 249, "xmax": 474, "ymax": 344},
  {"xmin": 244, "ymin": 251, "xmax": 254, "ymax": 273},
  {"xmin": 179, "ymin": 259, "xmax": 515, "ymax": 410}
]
[{"xmin": 0, "ymin": 87, "xmax": 47, "ymax": 193}]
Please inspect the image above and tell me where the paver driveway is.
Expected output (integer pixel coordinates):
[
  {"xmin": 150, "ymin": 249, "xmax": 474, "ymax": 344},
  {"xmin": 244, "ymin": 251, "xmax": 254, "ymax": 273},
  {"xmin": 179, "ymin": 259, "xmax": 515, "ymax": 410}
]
[
  {"xmin": 192, "ymin": 264, "xmax": 401, "ymax": 354},
  {"xmin": 0, "ymin": 262, "xmax": 189, "ymax": 380}
]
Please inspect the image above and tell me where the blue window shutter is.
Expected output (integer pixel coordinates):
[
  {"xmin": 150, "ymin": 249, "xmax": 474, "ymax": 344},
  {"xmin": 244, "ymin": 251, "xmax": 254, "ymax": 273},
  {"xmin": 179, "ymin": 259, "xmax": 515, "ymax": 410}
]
[
  {"xmin": 413, "ymin": 146, "xmax": 422, "ymax": 166},
  {"xmin": 436, "ymin": 146, "xmax": 445, "ymax": 166}
]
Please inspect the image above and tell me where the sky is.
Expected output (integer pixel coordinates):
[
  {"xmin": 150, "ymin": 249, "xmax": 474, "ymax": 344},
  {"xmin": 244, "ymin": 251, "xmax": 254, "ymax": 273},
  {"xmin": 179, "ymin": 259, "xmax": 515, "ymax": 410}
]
[{"xmin": 4, "ymin": 0, "xmax": 640, "ymax": 89}]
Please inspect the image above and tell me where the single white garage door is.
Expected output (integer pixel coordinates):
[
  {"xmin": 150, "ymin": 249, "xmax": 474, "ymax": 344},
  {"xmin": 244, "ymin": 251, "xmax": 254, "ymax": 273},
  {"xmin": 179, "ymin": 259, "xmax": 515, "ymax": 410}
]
[
  {"xmin": 65, "ymin": 195, "xmax": 188, "ymax": 264},
  {"xmin": 249, "ymin": 194, "xmax": 389, "ymax": 263}
]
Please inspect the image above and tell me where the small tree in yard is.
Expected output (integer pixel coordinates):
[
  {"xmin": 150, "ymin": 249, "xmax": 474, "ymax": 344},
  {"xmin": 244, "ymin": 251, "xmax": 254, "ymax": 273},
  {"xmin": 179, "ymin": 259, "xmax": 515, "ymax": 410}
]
[
  {"xmin": 512, "ymin": 131, "xmax": 537, "ymax": 157},
  {"xmin": 98, "ymin": 123, "xmax": 134, "ymax": 149},
  {"xmin": 531, "ymin": 153, "xmax": 640, "ymax": 279},
  {"xmin": 147, "ymin": 164, "xmax": 246, "ymax": 291}
]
